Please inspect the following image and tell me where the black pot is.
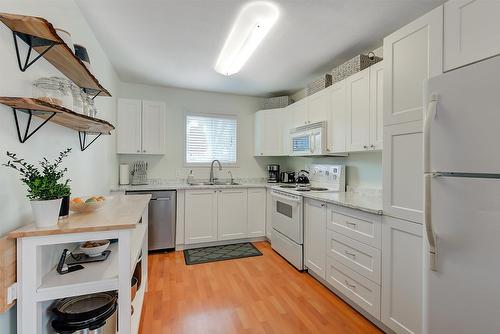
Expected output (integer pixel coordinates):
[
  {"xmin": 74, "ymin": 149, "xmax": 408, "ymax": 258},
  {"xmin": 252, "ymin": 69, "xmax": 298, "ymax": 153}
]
[{"xmin": 59, "ymin": 196, "xmax": 70, "ymax": 218}]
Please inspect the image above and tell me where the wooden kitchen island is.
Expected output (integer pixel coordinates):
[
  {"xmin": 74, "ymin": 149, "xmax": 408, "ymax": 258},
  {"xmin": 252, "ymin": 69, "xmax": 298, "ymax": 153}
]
[{"xmin": 8, "ymin": 194, "xmax": 151, "ymax": 334}]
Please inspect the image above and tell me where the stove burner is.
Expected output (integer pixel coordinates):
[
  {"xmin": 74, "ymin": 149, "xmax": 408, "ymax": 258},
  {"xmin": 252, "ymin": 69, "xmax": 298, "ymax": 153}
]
[
  {"xmin": 295, "ymin": 188, "xmax": 311, "ymax": 192},
  {"xmin": 280, "ymin": 185, "xmax": 297, "ymax": 189},
  {"xmin": 310, "ymin": 187, "xmax": 329, "ymax": 191}
]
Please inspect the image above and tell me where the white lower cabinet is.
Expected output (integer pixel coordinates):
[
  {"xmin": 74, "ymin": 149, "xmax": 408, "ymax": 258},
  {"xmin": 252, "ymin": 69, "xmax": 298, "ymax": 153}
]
[
  {"xmin": 266, "ymin": 188, "xmax": 273, "ymax": 240},
  {"xmin": 185, "ymin": 188, "xmax": 267, "ymax": 245},
  {"xmin": 304, "ymin": 199, "xmax": 327, "ymax": 279},
  {"xmin": 247, "ymin": 188, "xmax": 266, "ymax": 237},
  {"xmin": 326, "ymin": 230, "xmax": 381, "ymax": 284},
  {"xmin": 381, "ymin": 216, "xmax": 423, "ymax": 334},
  {"xmin": 184, "ymin": 189, "xmax": 218, "ymax": 244},
  {"xmin": 326, "ymin": 257, "xmax": 381, "ymax": 319},
  {"xmin": 218, "ymin": 189, "xmax": 248, "ymax": 241}
]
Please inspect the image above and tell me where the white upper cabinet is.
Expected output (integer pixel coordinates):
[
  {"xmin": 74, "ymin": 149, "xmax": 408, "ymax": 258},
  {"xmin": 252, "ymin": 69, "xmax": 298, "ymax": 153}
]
[
  {"xmin": 383, "ymin": 121, "xmax": 424, "ymax": 224},
  {"xmin": 117, "ymin": 98, "xmax": 167, "ymax": 155},
  {"xmin": 304, "ymin": 199, "xmax": 327, "ymax": 279},
  {"xmin": 328, "ymin": 81, "xmax": 347, "ymax": 154},
  {"xmin": 141, "ymin": 100, "xmax": 166, "ymax": 154},
  {"xmin": 307, "ymin": 88, "xmax": 330, "ymax": 124},
  {"xmin": 289, "ymin": 99, "xmax": 308, "ymax": 127},
  {"xmin": 247, "ymin": 188, "xmax": 266, "ymax": 238},
  {"xmin": 117, "ymin": 99, "xmax": 142, "ymax": 154},
  {"xmin": 383, "ymin": 5, "xmax": 443, "ymax": 126},
  {"xmin": 444, "ymin": 0, "xmax": 500, "ymax": 71},
  {"xmin": 218, "ymin": 189, "xmax": 248, "ymax": 241},
  {"xmin": 346, "ymin": 67, "xmax": 371, "ymax": 152},
  {"xmin": 254, "ymin": 108, "xmax": 288, "ymax": 156},
  {"xmin": 369, "ymin": 61, "xmax": 384, "ymax": 150}
]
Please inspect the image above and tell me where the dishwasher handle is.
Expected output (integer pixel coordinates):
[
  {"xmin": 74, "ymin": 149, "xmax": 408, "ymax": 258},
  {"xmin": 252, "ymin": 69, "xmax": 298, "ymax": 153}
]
[{"xmin": 152, "ymin": 197, "xmax": 171, "ymax": 201}]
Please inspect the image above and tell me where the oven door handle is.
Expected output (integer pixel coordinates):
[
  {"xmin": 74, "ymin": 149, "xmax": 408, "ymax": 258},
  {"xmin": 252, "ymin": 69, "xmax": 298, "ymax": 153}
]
[{"xmin": 272, "ymin": 192, "xmax": 301, "ymax": 204}]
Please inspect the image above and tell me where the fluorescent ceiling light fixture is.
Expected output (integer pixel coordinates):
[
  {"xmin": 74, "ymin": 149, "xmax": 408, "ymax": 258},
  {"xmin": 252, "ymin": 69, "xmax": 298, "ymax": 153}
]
[{"xmin": 215, "ymin": 1, "xmax": 279, "ymax": 76}]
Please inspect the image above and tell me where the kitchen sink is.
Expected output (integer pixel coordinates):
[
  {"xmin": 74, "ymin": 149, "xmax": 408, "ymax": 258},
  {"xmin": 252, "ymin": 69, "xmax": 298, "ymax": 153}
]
[{"xmin": 187, "ymin": 181, "xmax": 241, "ymax": 186}]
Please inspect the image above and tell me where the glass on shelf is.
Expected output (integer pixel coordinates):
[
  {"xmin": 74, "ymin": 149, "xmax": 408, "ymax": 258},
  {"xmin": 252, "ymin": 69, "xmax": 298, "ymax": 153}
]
[{"xmin": 71, "ymin": 83, "xmax": 84, "ymax": 114}]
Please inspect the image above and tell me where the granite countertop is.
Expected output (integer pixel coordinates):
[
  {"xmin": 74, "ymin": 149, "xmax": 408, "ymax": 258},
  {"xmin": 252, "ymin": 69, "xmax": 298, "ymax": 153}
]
[
  {"xmin": 8, "ymin": 194, "xmax": 151, "ymax": 238},
  {"xmin": 301, "ymin": 191, "xmax": 383, "ymax": 215},
  {"xmin": 112, "ymin": 180, "xmax": 383, "ymax": 215}
]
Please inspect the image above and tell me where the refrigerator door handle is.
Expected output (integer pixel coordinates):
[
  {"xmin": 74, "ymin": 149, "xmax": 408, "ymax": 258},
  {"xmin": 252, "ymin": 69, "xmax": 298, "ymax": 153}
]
[
  {"xmin": 424, "ymin": 94, "xmax": 439, "ymax": 173},
  {"xmin": 424, "ymin": 93, "xmax": 439, "ymax": 270},
  {"xmin": 425, "ymin": 173, "xmax": 438, "ymax": 271}
]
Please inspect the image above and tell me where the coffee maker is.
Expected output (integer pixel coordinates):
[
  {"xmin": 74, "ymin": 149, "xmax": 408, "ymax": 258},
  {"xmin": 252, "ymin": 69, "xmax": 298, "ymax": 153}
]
[{"xmin": 267, "ymin": 164, "xmax": 280, "ymax": 183}]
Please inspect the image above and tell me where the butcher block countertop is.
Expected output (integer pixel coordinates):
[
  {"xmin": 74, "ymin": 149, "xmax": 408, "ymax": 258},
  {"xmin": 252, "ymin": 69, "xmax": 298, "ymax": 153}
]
[{"xmin": 8, "ymin": 194, "xmax": 151, "ymax": 239}]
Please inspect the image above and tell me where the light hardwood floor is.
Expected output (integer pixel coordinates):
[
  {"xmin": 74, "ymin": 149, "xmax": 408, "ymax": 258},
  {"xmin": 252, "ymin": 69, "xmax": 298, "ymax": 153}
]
[{"xmin": 139, "ymin": 241, "xmax": 383, "ymax": 334}]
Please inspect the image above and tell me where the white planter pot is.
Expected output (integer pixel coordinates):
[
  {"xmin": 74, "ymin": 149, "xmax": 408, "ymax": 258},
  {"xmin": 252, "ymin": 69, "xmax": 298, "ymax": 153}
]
[{"xmin": 30, "ymin": 198, "xmax": 62, "ymax": 227}]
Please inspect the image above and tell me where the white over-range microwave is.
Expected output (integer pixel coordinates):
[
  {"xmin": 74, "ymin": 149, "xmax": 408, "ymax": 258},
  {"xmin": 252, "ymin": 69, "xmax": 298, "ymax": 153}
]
[{"xmin": 289, "ymin": 121, "xmax": 327, "ymax": 156}]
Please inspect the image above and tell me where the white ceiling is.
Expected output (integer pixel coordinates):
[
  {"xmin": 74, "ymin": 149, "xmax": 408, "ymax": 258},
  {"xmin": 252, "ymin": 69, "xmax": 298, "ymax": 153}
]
[{"xmin": 76, "ymin": 0, "xmax": 444, "ymax": 97}]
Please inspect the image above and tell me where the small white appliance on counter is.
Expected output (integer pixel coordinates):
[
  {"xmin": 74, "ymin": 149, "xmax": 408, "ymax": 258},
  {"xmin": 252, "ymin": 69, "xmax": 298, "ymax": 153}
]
[
  {"xmin": 423, "ymin": 55, "xmax": 500, "ymax": 334},
  {"xmin": 270, "ymin": 164, "xmax": 345, "ymax": 270},
  {"xmin": 289, "ymin": 121, "xmax": 326, "ymax": 156}
]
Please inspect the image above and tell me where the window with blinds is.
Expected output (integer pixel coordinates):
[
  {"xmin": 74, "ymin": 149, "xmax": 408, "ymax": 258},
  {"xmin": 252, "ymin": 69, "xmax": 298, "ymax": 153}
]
[{"xmin": 185, "ymin": 114, "xmax": 238, "ymax": 165}]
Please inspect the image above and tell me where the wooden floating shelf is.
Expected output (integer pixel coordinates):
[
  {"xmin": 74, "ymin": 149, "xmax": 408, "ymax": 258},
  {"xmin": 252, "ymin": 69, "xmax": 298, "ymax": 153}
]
[
  {"xmin": 0, "ymin": 12, "xmax": 111, "ymax": 97},
  {"xmin": 0, "ymin": 97, "xmax": 115, "ymax": 134}
]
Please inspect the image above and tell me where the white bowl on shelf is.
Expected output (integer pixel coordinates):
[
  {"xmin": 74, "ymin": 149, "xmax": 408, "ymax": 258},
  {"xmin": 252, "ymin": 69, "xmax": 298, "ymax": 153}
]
[{"xmin": 79, "ymin": 239, "xmax": 110, "ymax": 257}]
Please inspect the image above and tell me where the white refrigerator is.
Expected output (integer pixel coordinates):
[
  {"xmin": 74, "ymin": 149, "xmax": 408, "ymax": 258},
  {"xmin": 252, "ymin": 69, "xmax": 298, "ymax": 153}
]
[{"xmin": 423, "ymin": 55, "xmax": 500, "ymax": 334}]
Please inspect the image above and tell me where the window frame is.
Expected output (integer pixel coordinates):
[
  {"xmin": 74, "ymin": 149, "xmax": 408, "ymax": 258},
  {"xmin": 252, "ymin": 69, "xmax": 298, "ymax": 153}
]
[{"xmin": 183, "ymin": 112, "xmax": 240, "ymax": 167}]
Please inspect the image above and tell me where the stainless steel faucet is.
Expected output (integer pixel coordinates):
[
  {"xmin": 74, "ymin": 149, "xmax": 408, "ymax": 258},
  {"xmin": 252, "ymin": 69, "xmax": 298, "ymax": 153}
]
[{"xmin": 209, "ymin": 160, "xmax": 222, "ymax": 184}]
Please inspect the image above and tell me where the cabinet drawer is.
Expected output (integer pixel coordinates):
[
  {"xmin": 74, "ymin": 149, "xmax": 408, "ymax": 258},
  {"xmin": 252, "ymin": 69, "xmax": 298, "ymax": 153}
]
[
  {"xmin": 327, "ymin": 205, "xmax": 381, "ymax": 248},
  {"xmin": 327, "ymin": 230, "xmax": 381, "ymax": 284},
  {"xmin": 326, "ymin": 257, "xmax": 381, "ymax": 319}
]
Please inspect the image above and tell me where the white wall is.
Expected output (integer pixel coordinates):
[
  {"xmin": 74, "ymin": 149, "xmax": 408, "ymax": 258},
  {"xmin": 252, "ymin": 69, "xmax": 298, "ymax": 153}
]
[
  {"xmin": 281, "ymin": 152, "xmax": 383, "ymax": 190},
  {"xmin": 117, "ymin": 82, "xmax": 278, "ymax": 181},
  {"xmin": 0, "ymin": 1, "xmax": 119, "ymax": 332}
]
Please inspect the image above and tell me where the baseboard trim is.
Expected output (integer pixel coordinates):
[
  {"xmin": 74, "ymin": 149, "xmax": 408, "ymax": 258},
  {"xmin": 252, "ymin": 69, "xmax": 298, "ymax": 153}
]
[{"xmin": 175, "ymin": 236, "xmax": 267, "ymax": 251}]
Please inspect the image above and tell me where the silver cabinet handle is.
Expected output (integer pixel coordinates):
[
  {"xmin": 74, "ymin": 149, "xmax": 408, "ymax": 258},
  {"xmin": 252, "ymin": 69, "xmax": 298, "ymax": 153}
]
[
  {"xmin": 344, "ymin": 250, "xmax": 356, "ymax": 258},
  {"xmin": 155, "ymin": 197, "xmax": 171, "ymax": 201},
  {"xmin": 346, "ymin": 221, "xmax": 357, "ymax": 228},
  {"xmin": 344, "ymin": 280, "xmax": 356, "ymax": 289}
]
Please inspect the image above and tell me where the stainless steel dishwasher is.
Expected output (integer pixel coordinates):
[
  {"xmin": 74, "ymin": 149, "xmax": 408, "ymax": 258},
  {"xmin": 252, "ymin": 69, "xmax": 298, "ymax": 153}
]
[{"xmin": 126, "ymin": 190, "xmax": 176, "ymax": 251}]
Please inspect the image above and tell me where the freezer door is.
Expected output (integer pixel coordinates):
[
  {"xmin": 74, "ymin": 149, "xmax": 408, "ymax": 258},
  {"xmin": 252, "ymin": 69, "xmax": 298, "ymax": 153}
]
[
  {"xmin": 425, "ymin": 55, "xmax": 500, "ymax": 174},
  {"xmin": 423, "ymin": 176, "xmax": 500, "ymax": 334}
]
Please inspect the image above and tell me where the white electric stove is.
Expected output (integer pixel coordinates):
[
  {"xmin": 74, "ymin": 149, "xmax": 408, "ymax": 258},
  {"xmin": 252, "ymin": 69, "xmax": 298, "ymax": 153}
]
[{"xmin": 270, "ymin": 165, "xmax": 345, "ymax": 270}]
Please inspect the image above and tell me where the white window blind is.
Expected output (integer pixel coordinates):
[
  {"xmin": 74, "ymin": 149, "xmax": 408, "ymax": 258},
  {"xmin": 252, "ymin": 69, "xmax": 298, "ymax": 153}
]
[{"xmin": 185, "ymin": 114, "xmax": 237, "ymax": 165}]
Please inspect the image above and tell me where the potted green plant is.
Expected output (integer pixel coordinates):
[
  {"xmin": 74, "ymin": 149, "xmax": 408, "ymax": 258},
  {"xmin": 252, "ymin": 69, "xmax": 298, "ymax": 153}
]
[{"xmin": 4, "ymin": 148, "xmax": 72, "ymax": 227}]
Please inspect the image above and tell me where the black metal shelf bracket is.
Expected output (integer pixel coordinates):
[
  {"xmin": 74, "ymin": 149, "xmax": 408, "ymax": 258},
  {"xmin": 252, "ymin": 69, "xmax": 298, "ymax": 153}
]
[
  {"xmin": 12, "ymin": 108, "xmax": 56, "ymax": 143},
  {"xmin": 13, "ymin": 31, "xmax": 60, "ymax": 72},
  {"xmin": 83, "ymin": 88, "xmax": 102, "ymax": 100},
  {"xmin": 78, "ymin": 131, "xmax": 102, "ymax": 151}
]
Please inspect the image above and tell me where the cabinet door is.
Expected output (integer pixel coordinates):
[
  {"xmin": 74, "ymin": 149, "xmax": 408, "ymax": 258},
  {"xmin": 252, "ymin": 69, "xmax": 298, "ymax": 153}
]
[
  {"xmin": 218, "ymin": 189, "xmax": 248, "ymax": 241},
  {"xmin": 383, "ymin": 5, "xmax": 443, "ymax": 125},
  {"xmin": 369, "ymin": 61, "xmax": 384, "ymax": 150},
  {"xmin": 307, "ymin": 88, "xmax": 330, "ymax": 124},
  {"xmin": 247, "ymin": 188, "xmax": 266, "ymax": 237},
  {"xmin": 381, "ymin": 216, "xmax": 423, "ymax": 334},
  {"xmin": 383, "ymin": 121, "xmax": 423, "ymax": 224},
  {"xmin": 304, "ymin": 199, "xmax": 327, "ymax": 279},
  {"xmin": 346, "ymin": 68, "xmax": 370, "ymax": 152},
  {"xmin": 254, "ymin": 109, "xmax": 287, "ymax": 156},
  {"xmin": 184, "ymin": 190, "xmax": 218, "ymax": 244},
  {"xmin": 288, "ymin": 100, "xmax": 308, "ymax": 127},
  {"xmin": 141, "ymin": 100, "xmax": 166, "ymax": 154},
  {"xmin": 117, "ymin": 99, "xmax": 142, "ymax": 154},
  {"xmin": 444, "ymin": 0, "xmax": 500, "ymax": 71},
  {"xmin": 328, "ymin": 81, "xmax": 346, "ymax": 153},
  {"xmin": 266, "ymin": 188, "xmax": 273, "ymax": 240}
]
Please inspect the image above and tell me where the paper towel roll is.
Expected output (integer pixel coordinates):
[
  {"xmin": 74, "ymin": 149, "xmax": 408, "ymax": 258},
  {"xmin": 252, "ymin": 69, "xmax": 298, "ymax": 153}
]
[{"xmin": 119, "ymin": 164, "xmax": 130, "ymax": 185}]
